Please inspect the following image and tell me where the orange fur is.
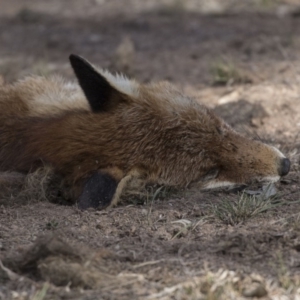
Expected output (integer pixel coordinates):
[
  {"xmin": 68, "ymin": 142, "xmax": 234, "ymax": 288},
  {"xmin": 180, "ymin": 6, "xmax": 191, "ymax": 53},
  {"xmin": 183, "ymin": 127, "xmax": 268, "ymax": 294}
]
[{"xmin": 0, "ymin": 55, "xmax": 290, "ymax": 209}]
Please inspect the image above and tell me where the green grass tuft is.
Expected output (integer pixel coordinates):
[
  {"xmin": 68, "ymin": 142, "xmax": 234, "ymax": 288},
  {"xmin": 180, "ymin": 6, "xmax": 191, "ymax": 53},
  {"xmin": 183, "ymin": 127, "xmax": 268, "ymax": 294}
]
[
  {"xmin": 211, "ymin": 60, "xmax": 252, "ymax": 86},
  {"xmin": 211, "ymin": 188, "xmax": 285, "ymax": 225}
]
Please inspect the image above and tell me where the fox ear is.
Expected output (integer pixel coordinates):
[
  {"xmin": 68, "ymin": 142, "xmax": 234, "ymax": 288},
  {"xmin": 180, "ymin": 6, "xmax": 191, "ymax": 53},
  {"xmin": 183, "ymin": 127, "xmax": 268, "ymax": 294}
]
[{"xmin": 69, "ymin": 54, "xmax": 125, "ymax": 112}]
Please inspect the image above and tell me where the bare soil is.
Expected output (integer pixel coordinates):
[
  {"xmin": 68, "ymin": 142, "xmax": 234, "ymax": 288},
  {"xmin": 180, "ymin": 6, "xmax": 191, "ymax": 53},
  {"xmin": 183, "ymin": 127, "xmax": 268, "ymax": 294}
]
[{"xmin": 0, "ymin": 1, "xmax": 300, "ymax": 299}]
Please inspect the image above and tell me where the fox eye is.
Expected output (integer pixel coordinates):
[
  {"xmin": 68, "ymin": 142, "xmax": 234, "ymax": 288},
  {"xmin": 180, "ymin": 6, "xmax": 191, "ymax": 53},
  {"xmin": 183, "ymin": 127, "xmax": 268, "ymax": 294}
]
[{"xmin": 204, "ymin": 167, "xmax": 219, "ymax": 180}]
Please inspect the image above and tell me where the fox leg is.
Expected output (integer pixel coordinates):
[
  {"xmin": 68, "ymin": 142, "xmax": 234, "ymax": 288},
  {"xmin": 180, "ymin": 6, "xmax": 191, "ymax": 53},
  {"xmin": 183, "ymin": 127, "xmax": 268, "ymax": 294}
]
[
  {"xmin": 77, "ymin": 172, "xmax": 118, "ymax": 210},
  {"xmin": 108, "ymin": 173, "xmax": 135, "ymax": 208},
  {"xmin": 77, "ymin": 168, "xmax": 140, "ymax": 210}
]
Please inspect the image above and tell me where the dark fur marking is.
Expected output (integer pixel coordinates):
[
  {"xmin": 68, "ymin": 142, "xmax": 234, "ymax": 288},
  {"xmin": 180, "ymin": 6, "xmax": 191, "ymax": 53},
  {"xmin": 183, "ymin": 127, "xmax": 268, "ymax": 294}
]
[
  {"xmin": 202, "ymin": 167, "xmax": 219, "ymax": 181},
  {"xmin": 216, "ymin": 126, "xmax": 223, "ymax": 136},
  {"xmin": 77, "ymin": 172, "xmax": 118, "ymax": 210},
  {"xmin": 69, "ymin": 54, "xmax": 118, "ymax": 112}
]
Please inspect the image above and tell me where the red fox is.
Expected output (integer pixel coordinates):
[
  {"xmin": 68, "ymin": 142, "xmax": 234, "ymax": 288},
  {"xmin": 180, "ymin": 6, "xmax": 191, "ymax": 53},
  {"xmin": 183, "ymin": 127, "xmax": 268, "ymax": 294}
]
[{"xmin": 0, "ymin": 55, "xmax": 290, "ymax": 209}]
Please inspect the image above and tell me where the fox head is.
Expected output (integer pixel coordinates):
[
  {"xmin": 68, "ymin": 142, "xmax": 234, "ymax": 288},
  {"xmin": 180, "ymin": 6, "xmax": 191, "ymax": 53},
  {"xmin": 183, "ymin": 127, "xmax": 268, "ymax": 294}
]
[{"xmin": 69, "ymin": 54, "xmax": 290, "ymax": 195}]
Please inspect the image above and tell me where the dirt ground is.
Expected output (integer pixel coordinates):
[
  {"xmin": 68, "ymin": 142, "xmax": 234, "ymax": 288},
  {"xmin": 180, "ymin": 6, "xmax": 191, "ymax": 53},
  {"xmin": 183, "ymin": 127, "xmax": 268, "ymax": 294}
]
[{"xmin": 0, "ymin": 1, "xmax": 300, "ymax": 299}]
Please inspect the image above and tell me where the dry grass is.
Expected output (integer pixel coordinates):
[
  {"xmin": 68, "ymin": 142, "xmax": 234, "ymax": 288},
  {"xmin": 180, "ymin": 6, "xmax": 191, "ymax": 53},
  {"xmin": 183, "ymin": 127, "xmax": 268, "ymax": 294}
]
[
  {"xmin": 2, "ymin": 234, "xmax": 300, "ymax": 300},
  {"xmin": 211, "ymin": 60, "xmax": 253, "ymax": 86},
  {"xmin": 171, "ymin": 218, "xmax": 208, "ymax": 239},
  {"xmin": 31, "ymin": 283, "xmax": 49, "ymax": 300},
  {"xmin": 121, "ymin": 180, "xmax": 182, "ymax": 206},
  {"xmin": 210, "ymin": 184, "xmax": 294, "ymax": 225},
  {"xmin": 148, "ymin": 269, "xmax": 300, "ymax": 299},
  {"xmin": 0, "ymin": 167, "xmax": 65, "ymax": 207}
]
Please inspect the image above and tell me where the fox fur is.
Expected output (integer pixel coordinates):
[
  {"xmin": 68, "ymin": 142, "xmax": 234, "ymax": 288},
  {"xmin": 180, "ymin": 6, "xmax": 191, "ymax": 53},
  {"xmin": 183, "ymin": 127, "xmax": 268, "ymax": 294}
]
[{"xmin": 0, "ymin": 55, "xmax": 290, "ymax": 209}]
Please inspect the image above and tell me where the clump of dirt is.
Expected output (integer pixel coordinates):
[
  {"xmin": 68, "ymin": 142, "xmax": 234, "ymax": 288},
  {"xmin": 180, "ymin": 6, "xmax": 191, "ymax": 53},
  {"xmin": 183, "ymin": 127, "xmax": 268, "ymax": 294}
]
[{"xmin": 2, "ymin": 234, "xmax": 123, "ymax": 289}]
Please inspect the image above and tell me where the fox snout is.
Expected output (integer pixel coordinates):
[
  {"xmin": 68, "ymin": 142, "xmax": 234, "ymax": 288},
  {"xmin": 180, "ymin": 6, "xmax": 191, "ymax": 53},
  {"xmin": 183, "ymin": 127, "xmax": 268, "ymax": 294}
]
[{"xmin": 278, "ymin": 158, "xmax": 290, "ymax": 177}]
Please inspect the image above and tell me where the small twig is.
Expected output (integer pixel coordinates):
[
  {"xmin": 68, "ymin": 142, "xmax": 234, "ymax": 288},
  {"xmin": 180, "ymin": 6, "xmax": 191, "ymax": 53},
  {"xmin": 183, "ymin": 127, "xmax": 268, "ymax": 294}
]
[
  {"xmin": 133, "ymin": 260, "xmax": 162, "ymax": 269},
  {"xmin": 0, "ymin": 259, "xmax": 19, "ymax": 280}
]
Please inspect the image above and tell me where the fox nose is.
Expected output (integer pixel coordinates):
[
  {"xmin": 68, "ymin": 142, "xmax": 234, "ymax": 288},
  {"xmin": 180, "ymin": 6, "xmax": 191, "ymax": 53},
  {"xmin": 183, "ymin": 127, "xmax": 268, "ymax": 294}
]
[{"xmin": 279, "ymin": 158, "xmax": 290, "ymax": 176}]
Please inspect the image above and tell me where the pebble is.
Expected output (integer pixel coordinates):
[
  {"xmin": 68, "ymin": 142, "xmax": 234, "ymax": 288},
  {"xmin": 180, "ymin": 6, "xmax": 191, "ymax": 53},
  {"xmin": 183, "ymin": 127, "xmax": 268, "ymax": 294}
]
[{"xmin": 242, "ymin": 283, "xmax": 268, "ymax": 298}]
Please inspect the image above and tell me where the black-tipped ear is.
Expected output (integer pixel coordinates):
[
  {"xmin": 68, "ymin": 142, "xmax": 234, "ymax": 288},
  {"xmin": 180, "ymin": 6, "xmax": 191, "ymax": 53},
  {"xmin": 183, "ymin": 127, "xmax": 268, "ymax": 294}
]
[
  {"xmin": 77, "ymin": 172, "xmax": 118, "ymax": 210},
  {"xmin": 69, "ymin": 54, "xmax": 122, "ymax": 112}
]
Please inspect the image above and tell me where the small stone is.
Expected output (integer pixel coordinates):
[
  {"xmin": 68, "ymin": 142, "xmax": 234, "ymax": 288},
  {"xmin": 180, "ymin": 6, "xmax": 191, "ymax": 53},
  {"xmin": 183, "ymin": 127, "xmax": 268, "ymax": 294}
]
[
  {"xmin": 141, "ymin": 209, "xmax": 148, "ymax": 216},
  {"xmin": 243, "ymin": 283, "xmax": 267, "ymax": 298}
]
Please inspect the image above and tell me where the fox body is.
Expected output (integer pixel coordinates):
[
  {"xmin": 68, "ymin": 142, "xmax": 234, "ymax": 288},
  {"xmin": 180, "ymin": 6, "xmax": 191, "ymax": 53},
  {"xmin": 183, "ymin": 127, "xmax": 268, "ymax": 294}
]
[{"xmin": 0, "ymin": 55, "xmax": 290, "ymax": 209}]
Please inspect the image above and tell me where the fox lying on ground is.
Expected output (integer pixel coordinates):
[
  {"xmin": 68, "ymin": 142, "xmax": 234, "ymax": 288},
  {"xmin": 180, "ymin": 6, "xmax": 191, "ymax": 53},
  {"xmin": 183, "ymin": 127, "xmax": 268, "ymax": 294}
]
[{"xmin": 0, "ymin": 55, "xmax": 290, "ymax": 209}]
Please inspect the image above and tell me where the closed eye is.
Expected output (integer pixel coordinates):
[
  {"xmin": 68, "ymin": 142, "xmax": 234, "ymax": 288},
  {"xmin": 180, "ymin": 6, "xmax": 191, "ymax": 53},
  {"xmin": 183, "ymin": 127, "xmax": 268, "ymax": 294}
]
[{"xmin": 203, "ymin": 167, "xmax": 219, "ymax": 181}]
